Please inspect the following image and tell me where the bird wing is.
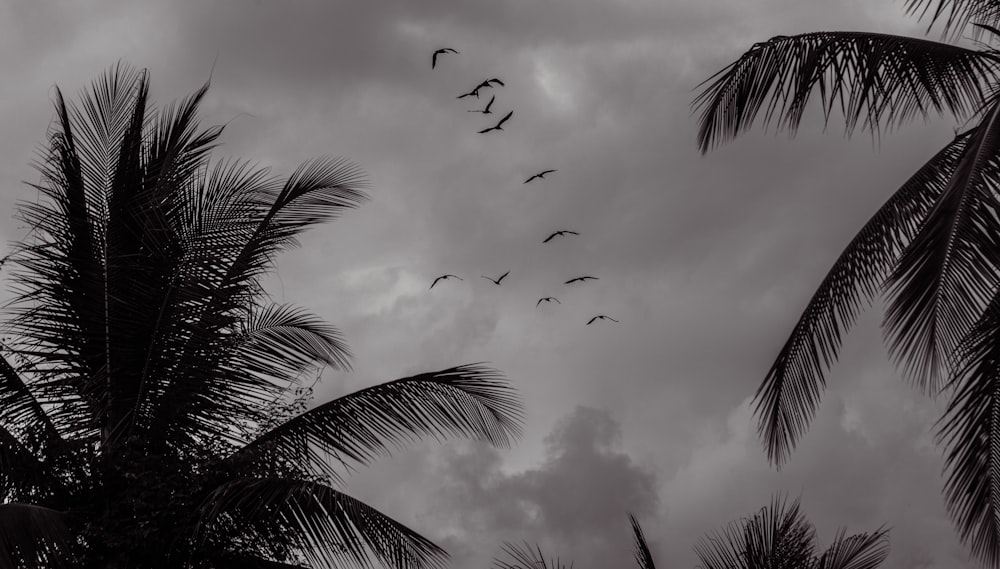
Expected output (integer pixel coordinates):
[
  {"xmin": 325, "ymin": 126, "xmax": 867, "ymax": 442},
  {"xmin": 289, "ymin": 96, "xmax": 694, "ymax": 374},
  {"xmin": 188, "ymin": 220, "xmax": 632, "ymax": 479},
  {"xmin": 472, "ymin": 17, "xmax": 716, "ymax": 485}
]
[
  {"xmin": 565, "ymin": 278, "xmax": 577, "ymax": 284},
  {"xmin": 477, "ymin": 126, "xmax": 493, "ymax": 134},
  {"xmin": 497, "ymin": 110, "xmax": 512, "ymax": 127},
  {"xmin": 432, "ymin": 52, "xmax": 439, "ymax": 68},
  {"xmin": 492, "ymin": 78, "xmax": 505, "ymax": 86},
  {"xmin": 586, "ymin": 276, "xmax": 599, "ymax": 281},
  {"xmin": 498, "ymin": 271, "xmax": 510, "ymax": 283},
  {"xmin": 587, "ymin": 317, "xmax": 597, "ymax": 325},
  {"xmin": 608, "ymin": 317, "xmax": 619, "ymax": 322},
  {"xmin": 543, "ymin": 232, "xmax": 557, "ymax": 242},
  {"xmin": 525, "ymin": 175, "xmax": 537, "ymax": 184},
  {"xmin": 431, "ymin": 276, "xmax": 443, "ymax": 289},
  {"xmin": 544, "ymin": 169, "xmax": 556, "ymax": 175},
  {"xmin": 484, "ymin": 95, "xmax": 494, "ymax": 112},
  {"xmin": 567, "ymin": 230, "xmax": 579, "ymax": 235}
]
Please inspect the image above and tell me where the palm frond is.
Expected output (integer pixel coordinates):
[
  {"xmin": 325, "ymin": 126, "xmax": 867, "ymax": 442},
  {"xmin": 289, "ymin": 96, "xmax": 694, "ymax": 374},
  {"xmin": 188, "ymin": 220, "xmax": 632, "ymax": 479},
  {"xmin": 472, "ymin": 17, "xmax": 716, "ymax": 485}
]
[
  {"xmin": 208, "ymin": 552, "xmax": 308, "ymax": 569},
  {"xmin": 903, "ymin": 0, "xmax": 1000, "ymax": 38},
  {"xmin": 695, "ymin": 495, "xmax": 815, "ymax": 569},
  {"xmin": 234, "ymin": 303, "xmax": 352, "ymax": 377},
  {"xmin": 0, "ymin": 503, "xmax": 70, "ymax": 569},
  {"xmin": 814, "ymin": 527, "xmax": 890, "ymax": 569},
  {"xmin": 694, "ymin": 32, "xmax": 999, "ymax": 152},
  {"xmin": 754, "ymin": 132, "xmax": 971, "ymax": 466},
  {"xmin": 147, "ymin": 157, "xmax": 367, "ymax": 447},
  {"xmin": 226, "ymin": 364, "xmax": 523, "ymax": 482},
  {"xmin": 883, "ymin": 98, "xmax": 1000, "ymax": 393},
  {"xmin": 197, "ymin": 478, "xmax": 447, "ymax": 569},
  {"xmin": 936, "ymin": 290, "xmax": 1000, "ymax": 567},
  {"xmin": 493, "ymin": 542, "xmax": 573, "ymax": 569},
  {"xmin": 628, "ymin": 513, "xmax": 658, "ymax": 569}
]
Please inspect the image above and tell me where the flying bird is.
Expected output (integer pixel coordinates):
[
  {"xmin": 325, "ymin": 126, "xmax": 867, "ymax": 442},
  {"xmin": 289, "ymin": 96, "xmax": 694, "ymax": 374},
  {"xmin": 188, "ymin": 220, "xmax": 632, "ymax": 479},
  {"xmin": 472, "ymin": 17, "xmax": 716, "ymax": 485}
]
[
  {"xmin": 543, "ymin": 230, "xmax": 579, "ymax": 243},
  {"xmin": 430, "ymin": 274, "xmax": 463, "ymax": 289},
  {"xmin": 467, "ymin": 94, "xmax": 495, "ymax": 114},
  {"xmin": 586, "ymin": 315, "xmax": 619, "ymax": 325},
  {"xmin": 482, "ymin": 271, "xmax": 510, "ymax": 286},
  {"xmin": 432, "ymin": 48, "xmax": 458, "ymax": 69},
  {"xmin": 565, "ymin": 276, "xmax": 598, "ymax": 284},
  {"xmin": 478, "ymin": 110, "xmax": 513, "ymax": 134},
  {"xmin": 524, "ymin": 169, "xmax": 557, "ymax": 184},
  {"xmin": 536, "ymin": 297, "xmax": 561, "ymax": 307},
  {"xmin": 456, "ymin": 87, "xmax": 481, "ymax": 99},
  {"xmin": 474, "ymin": 78, "xmax": 505, "ymax": 91}
]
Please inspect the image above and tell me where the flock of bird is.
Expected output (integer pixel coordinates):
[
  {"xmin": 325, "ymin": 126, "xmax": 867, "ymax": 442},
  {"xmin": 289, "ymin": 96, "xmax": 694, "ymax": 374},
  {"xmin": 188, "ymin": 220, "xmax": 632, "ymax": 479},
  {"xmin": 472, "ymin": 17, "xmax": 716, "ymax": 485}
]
[{"xmin": 427, "ymin": 48, "xmax": 618, "ymax": 326}]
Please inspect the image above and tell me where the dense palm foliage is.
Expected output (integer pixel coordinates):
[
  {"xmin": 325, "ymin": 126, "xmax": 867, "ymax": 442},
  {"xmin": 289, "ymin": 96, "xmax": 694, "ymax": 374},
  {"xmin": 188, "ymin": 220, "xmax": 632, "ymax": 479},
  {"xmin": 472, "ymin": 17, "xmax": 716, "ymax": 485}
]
[
  {"xmin": 493, "ymin": 498, "xmax": 887, "ymax": 569},
  {"xmin": 693, "ymin": 0, "xmax": 1000, "ymax": 565},
  {"xmin": 0, "ymin": 63, "xmax": 524, "ymax": 568}
]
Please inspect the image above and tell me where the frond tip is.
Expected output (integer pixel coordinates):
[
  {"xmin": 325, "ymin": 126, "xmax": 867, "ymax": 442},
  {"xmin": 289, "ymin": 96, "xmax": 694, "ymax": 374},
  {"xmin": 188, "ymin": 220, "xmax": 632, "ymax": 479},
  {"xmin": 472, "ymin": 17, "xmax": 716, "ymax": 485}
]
[
  {"xmin": 694, "ymin": 32, "xmax": 998, "ymax": 153},
  {"xmin": 228, "ymin": 363, "xmax": 525, "ymax": 479}
]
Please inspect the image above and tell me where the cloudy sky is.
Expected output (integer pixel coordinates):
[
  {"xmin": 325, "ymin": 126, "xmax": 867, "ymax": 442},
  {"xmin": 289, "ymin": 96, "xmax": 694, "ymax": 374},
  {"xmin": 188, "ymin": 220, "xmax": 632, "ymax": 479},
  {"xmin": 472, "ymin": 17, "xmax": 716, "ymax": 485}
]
[{"xmin": 0, "ymin": 1, "xmax": 985, "ymax": 568}]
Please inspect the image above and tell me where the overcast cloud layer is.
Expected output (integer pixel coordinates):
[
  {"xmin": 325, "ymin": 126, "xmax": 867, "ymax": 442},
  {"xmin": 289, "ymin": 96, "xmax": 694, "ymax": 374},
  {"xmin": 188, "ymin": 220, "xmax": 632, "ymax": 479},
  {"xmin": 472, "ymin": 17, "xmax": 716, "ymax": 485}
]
[{"xmin": 0, "ymin": 1, "xmax": 982, "ymax": 568}]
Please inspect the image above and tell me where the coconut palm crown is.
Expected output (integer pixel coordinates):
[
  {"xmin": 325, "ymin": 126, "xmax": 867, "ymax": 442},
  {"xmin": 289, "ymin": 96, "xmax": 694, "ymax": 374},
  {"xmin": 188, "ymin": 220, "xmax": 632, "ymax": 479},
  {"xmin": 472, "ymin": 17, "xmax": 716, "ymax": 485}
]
[
  {"xmin": 0, "ymin": 63, "xmax": 524, "ymax": 569},
  {"xmin": 694, "ymin": 0, "xmax": 1000, "ymax": 565}
]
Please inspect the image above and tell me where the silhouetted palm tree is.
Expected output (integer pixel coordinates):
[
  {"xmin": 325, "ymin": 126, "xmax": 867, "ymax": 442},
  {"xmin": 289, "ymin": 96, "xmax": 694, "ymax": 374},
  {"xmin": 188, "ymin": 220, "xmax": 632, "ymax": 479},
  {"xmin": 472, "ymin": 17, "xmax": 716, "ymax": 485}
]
[
  {"xmin": 694, "ymin": 2, "xmax": 1000, "ymax": 565},
  {"xmin": 495, "ymin": 498, "xmax": 887, "ymax": 569},
  {"xmin": 0, "ymin": 63, "xmax": 524, "ymax": 569}
]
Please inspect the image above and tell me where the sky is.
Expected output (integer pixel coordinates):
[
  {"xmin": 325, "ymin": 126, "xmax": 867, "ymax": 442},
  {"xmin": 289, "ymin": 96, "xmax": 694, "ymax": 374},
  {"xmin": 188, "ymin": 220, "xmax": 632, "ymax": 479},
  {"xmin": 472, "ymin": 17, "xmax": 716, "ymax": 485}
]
[{"xmin": 0, "ymin": 0, "xmax": 984, "ymax": 568}]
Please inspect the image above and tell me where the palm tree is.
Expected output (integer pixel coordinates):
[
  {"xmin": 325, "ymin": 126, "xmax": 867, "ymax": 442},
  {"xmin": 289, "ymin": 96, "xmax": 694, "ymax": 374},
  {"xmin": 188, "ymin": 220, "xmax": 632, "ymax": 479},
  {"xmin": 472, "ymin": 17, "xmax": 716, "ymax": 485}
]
[
  {"xmin": 694, "ymin": 1, "xmax": 1000, "ymax": 565},
  {"xmin": 493, "ymin": 498, "xmax": 887, "ymax": 569},
  {"xmin": 0, "ymin": 62, "xmax": 524, "ymax": 569}
]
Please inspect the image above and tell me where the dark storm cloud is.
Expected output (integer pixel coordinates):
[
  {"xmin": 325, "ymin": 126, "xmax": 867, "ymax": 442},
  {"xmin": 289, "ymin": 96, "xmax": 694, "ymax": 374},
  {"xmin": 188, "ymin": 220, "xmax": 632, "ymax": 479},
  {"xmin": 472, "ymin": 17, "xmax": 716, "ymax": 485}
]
[{"xmin": 426, "ymin": 406, "xmax": 659, "ymax": 569}]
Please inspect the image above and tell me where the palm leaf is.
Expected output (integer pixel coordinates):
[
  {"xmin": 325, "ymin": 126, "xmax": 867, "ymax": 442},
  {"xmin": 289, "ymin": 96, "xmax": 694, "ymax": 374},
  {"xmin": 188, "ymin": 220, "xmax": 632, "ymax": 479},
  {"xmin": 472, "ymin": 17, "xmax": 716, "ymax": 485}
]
[
  {"xmin": 233, "ymin": 303, "xmax": 352, "ymax": 377},
  {"xmin": 903, "ymin": 0, "xmax": 1000, "ymax": 37},
  {"xmin": 814, "ymin": 527, "xmax": 890, "ymax": 569},
  {"xmin": 754, "ymin": 132, "xmax": 971, "ymax": 466},
  {"xmin": 493, "ymin": 542, "xmax": 573, "ymax": 569},
  {"xmin": 936, "ymin": 290, "xmax": 1000, "ymax": 567},
  {"xmin": 628, "ymin": 513, "xmax": 658, "ymax": 569},
  {"xmin": 694, "ymin": 496, "xmax": 815, "ymax": 569},
  {"xmin": 148, "ymin": 157, "xmax": 367, "ymax": 446},
  {"xmin": 693, "ymin": 32, "xmax": 1000, "ymax": 153},
  {"xmin": 883, "ymin": 97, "xmax": 1000, "ymax": 392},
  {"xmin": 197, "ymin": 478, "xmax": 447, "ymax": 569},
  {"xmin": 226, "ymin": 364, "xmax": 523, "ymax": 482},
  {"xmin": 0, "ymin": 503, "xmax": 70, "ymax": 569}
]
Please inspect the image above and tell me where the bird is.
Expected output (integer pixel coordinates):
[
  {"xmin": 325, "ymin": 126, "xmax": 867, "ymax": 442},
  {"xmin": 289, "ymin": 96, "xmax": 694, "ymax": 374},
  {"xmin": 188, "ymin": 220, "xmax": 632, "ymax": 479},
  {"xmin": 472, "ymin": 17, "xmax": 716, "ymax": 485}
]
[
  {"xmin": 482, "ymin": 270, "xmax": 510, "ymax": 286},
  {"xmin": 474, "ymin": 78, "xmax": 505, "ymax": 91},
  {"xmin": 467, "ymin": 94, "xmax": 495, "ymax": 114},
  {"xmin": 430, "ymin": 274, "xmax": 463, "ymax": 289},
  {"xmin": 432, "ymin": 48, "xmax": 458, "ymax": 69},
  {"xmin": 543, "ymin": 230, "xmax": 579, "ymax": 243},
  {"xmin": 586, "ymin": 315, "xmax": 619, "ymax": 325},
  {"xmin": 536, "ymin": 297, "xmax": 561, "ymax": 307},
  {"xmin": 565, "ymin": 276, "xmax": 598, "ymax": 284},
  {"xmin": 457, "ymin": 87, "xmax": 481, "ymax": 99},
  {"xmin": 524, "ymin": 169, "xmax": 557, "ymax": 184},
  {"xmin": 478, "ymin": 110, "xmax": 513, "ymax": 134}
]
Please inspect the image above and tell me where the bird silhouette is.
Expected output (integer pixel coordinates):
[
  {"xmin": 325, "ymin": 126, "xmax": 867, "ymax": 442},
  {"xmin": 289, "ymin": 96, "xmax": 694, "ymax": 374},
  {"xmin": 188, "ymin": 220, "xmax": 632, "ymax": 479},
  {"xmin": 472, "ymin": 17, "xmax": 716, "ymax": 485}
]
[
  {"xmin": 478, "ymin": 110, "xmax": 513, "ymax": 134},
  {"xmin": 565, "ymin": 276, "xmax": 598, "ymax": 284},
  {"xmin": 586, "ymin": 315, "xmax": 619, "ymax": 325},
  {"xmin": 430, "ymin": 274, "xmax": 463, "ymax": 289},
  {"xmin": 457, "ymin": 87, "xmax": 481, "ymax": 99},
  {"xmin": 467, "ymin": 94, "xmax": 495, "ymax": 114},
  {"xmin": 524, "ymin": 169, "xmax": 557, "ymax": 184},
  {"xmin": 482, "ymin": 270, "xmax": 510, "ymax": 285},
  {"xmin": 536, "ymin": 297, "xmax": 561, "ymax": 307},
  {"xmin": 432, "ymin": 48, "xmax": 458, "ymax": 69},
  {"xmin": 543, "ymin": 230, "xmax": 579, "ymax": 243},
  {"xmin": 473, "ymin": 78, "xmax": 505, "ymax": 91}
]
